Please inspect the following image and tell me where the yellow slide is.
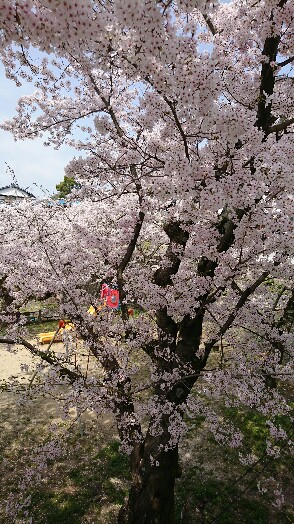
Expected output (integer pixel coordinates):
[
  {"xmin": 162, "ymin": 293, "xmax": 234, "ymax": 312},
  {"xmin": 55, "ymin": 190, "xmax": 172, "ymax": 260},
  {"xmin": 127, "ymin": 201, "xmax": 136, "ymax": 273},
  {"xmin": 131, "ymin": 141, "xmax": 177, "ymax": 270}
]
[
  {"xmin": 37, "ymin": 323, "xmax": 75, "ymax": 344},
  {"xmin": 38, "ymin": 300, "xmax": 107, "ymax": 344},
  {"xmin": 38, "ymin": 331, "xmax": 60, "ymax": 344}
]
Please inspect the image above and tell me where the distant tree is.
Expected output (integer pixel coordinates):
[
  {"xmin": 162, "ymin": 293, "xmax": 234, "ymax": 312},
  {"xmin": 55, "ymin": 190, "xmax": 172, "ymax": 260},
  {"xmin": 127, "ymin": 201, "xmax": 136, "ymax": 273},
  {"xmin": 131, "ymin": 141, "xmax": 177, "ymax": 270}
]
[{"xmin": 55, "ymin": 175, "xmax": 80, "ymax": 199}]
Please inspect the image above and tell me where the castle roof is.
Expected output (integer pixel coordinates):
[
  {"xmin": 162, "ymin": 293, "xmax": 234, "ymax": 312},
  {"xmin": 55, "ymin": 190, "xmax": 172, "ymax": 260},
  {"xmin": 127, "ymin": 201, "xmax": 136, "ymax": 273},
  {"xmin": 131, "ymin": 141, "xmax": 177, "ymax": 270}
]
[{"xmin": 0, "ymin": 184, "xmax": 35, "ymax": 198}]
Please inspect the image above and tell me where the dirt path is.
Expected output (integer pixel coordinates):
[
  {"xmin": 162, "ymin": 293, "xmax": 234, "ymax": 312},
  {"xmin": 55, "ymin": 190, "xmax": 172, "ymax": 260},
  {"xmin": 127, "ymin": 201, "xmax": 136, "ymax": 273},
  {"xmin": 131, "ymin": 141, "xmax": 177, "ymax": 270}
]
[
  {"xmin": 0, "ymin": 340, "xmax": 121, "ymax": 524},
  {"xmin": 0, "ymin": 343, "xmax": 39, "ymax": 383}
]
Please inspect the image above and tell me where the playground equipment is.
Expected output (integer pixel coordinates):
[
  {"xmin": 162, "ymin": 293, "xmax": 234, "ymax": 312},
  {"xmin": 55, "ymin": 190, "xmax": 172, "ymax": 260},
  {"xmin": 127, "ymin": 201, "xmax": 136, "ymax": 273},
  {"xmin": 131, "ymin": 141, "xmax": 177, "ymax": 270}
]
[
  {"xmin": 37, "ymin": 283, "xmax": 135, "ymax": 344},
  {"xmin": 87, "ymin": 301, "xmax": 106, "ymax": 317},
  {"xmin": 100, "ymin": 283, "xmax": 120, "ymax": 308},
  {"xmin": 37, "ymin": 320, "xmax": 75, "ymax": 344},
  {"xmin": 87, "ymin": 283, "xmax": 120, "ymax": 317}
]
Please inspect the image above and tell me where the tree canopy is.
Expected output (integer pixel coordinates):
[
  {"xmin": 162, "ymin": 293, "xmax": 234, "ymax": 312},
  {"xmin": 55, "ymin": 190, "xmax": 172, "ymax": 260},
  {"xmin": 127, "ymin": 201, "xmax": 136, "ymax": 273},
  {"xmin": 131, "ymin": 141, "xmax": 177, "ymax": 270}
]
[{"xmin": 0, "ymin": 1, "xmax": 293, "ymax": 522}]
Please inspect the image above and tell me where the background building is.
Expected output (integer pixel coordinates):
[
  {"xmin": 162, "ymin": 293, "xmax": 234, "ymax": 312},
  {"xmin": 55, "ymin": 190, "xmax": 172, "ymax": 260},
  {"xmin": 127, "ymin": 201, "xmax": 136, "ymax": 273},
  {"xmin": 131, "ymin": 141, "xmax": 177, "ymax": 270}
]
[{"xmin": 0, "ymin": 184, "xmax": 35, "ymax": 204}]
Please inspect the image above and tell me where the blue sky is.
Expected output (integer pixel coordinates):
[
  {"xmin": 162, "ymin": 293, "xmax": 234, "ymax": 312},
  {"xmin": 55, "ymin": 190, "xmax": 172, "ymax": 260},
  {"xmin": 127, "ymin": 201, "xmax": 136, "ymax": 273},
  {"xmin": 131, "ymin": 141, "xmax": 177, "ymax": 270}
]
[{"xmin": 0, "ymin": 62, "xmax": 76, "ymax": 197}]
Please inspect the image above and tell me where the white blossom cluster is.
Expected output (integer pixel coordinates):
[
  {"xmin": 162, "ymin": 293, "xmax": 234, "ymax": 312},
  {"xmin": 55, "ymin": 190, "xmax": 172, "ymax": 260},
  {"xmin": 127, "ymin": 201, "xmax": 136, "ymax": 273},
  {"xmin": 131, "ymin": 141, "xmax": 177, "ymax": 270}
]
[{"xmin": 0, "ymin": 0, "xmax": 293, "ymax": 518}]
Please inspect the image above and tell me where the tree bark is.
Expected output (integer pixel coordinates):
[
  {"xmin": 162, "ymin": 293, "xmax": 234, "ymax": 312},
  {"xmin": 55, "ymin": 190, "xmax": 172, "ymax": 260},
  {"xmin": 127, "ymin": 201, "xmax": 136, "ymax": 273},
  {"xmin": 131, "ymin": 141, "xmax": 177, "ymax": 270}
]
[{"xmin": 118, "ymin": 425, "xmax": 179, "ymax": 524}]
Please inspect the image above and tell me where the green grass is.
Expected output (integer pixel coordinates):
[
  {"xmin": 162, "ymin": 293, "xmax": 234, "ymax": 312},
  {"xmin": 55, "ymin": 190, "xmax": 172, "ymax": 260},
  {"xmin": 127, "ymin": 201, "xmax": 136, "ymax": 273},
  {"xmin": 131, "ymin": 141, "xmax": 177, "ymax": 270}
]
[
  {"xmin": 26, "ymin": 319, "xmax": 59, "ymax": 336},
  {"xmin": 3, "ymin": 413, "xmax": 294, "ymax": 524},
  {"xmin": 223, "ymin": 406, "xmax": 269, "ymax": 455},
  {"xmin": 29, "ymin": 441, "xmax": 130, "ymax": 524},
  {"xmin": 31, "ymin": 490, "xmax": 92, "ymax": 524},
  {"xmin": 0, "ymin": 319, "xmax": 58, "ymax": 337},
  {"xmin": 175, "ymin": 472, "xmax": 270, "ymax": 524},
  {"xmin": 20, "ymin": 299, "xmax": 58, "ymax": 313},
  {"xmin": 28, "ymin": 433, "xmax": 293, "ymax": 524}
]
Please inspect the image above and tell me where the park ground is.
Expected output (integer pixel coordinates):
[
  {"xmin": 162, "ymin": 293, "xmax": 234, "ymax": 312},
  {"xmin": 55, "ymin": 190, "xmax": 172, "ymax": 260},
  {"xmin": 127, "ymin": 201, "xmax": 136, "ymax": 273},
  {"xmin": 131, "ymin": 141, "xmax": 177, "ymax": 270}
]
[{"xmin": 0, "ymin": 320, "xmax": 293, "ymax": 523}]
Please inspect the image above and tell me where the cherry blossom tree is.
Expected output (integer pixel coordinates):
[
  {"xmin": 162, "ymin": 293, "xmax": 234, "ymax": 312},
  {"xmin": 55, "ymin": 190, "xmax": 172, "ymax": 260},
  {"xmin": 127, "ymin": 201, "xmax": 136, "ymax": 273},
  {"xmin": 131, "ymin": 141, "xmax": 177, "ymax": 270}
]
[{"xmin": 0, "ymin": 1, "xmax": 293, "ymax": 522}]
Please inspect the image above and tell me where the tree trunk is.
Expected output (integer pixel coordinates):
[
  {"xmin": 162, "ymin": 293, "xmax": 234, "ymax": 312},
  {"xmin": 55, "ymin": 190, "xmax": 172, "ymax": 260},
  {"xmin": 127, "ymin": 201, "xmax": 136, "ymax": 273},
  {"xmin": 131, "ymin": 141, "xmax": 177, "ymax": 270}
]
[{"xmin": 118, "ymin": 427, "xmax": 180, "ymax": 524}]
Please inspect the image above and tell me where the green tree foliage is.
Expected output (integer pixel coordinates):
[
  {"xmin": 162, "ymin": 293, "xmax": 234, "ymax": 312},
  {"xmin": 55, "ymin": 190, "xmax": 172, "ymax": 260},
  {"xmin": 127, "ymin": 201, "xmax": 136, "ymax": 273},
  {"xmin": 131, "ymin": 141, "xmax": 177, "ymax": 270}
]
[{"xmin": 55, "ymin": 176, "xmax": 79, "ymax": 199}]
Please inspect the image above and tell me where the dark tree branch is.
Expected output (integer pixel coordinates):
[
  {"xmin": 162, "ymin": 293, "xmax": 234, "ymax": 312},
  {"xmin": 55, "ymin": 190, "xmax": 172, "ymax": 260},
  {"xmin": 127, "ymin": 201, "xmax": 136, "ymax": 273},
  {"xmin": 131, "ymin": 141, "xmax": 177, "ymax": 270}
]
[
  {"xmin": 203, "ymin": 13, "xmax": 217, "ymax": 36},
  {"xmin": 255, "ymin": 0, "xmax": 288, "ymax": 134},
  {"xmin": 276, "ymin": 288, "xmax": 294, "ymax": 331},
  {"xmin": 149, "ymin": 222, "xmax": 190, "ymax": 374},
  {"xmin": 117, "ymin": 167, "xmax": 145, "ymax": 275},
  {"xmin": 204, "ymin": 271, "xmax": 269, "ymax": 355},
  {"xmin": 122, "ymin": 53, "xmax": 190, "ymax": 160},
  {"xmin": 277, "ymin": 55, "xmax": 294, "ymax": 68},
  {"xmin": 153, "ymin": 221, "xmax": 189, "ymax": 287},
  {"xmin": 0, "ymin": 276, "xmax": 14, "ymax": 308},
  {"xmin": 163, "ymin": 96, "xmax": 190, "ymax": 161},
  {"xmin": 267, "ymin": 117, "xmax": 294, "ymax": 134},
  {"xmin": 0, "ymin": 337, "xmax": 82, "ymax": 382},
  {"xmin": 116, "ymin": 165, "xmax": 145, "ymax": 321},
  {"xmin": 88, "ymin": 71, "xmax": 124, "ymax": 138}
]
